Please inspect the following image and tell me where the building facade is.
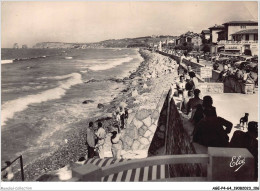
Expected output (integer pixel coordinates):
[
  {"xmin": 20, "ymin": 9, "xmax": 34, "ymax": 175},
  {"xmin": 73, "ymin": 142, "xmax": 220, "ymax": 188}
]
[
  {"xmin": 216, "ymin": 21, "xmax": 258, "ymax": 56},
  {"xmin": 177, "ymin": 31, "xmax": 202, "ymax": 46},
  {"xmin": 222, "ymin": 21, "xmax": 258, "ymax": 40},
  {"xmin": 201, "ymin": 30, "xmax": 211, "ymax": 40},
  {"xmin": 208, "ymin": 25, "xmax": 225, "ymax": 43}
]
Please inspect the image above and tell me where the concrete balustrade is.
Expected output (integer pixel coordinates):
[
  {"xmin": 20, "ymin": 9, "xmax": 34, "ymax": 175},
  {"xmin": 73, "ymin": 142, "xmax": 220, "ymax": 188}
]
[{"xmin": 71, "ymin": 147, "xmax": 255, "ymax": 181}]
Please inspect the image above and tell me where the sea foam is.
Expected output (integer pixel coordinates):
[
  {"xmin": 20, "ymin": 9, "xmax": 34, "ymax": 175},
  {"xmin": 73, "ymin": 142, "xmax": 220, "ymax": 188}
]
[
  {"xmin": 1, "ymin": 60, "xmax": 14, "ymax": 64},
  {"xmin": 1, "ymin": 73, "xmax": 83, "ymax": 127},
  {"xmin": 89, "ymin": 56, "xmax": 133, "ymax": 71}
]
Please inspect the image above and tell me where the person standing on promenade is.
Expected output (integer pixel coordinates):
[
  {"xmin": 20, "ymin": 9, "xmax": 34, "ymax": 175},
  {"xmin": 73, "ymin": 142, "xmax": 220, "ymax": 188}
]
[
  {"xmin": 192, "ymin": 95, "xmax": 217, "ymax": 126},
  {"xmin": 95, "ymin": 122, "xmax": 106, "ymax": 159},
  {"xmin": 186, "ymin": 89, "xmax": 203, "ymax": 119},
  {"xmin": 176, "ymin": 75, "xmax": 186, "ymax": 97},
  {"xmin": 189, "ymin": 71, "xmax": 199, "ymax": 89},
  {"xmin": 217, "ymin": 65, "xmax": 229, "ymax": 82},
  {"xmin": 229, "ymin": 121, "xmax": 258, "ymax": 180},
  {"xmin": 193, "ymin": 109, "xmax": 233, "ymax": 147},
  {"xmin": 85, "ymin": 121, "xmax": 96, "ymax": 159}
]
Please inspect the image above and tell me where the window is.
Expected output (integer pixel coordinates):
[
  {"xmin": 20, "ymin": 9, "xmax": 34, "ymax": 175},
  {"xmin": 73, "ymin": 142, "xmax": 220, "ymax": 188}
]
[
  {"xmin": 245, "ymin": 34, "xmax": 249, "ymax": 41},
  {"xmin": 240, "ymin": 25, "xmax": 246, "ymax": 29}
]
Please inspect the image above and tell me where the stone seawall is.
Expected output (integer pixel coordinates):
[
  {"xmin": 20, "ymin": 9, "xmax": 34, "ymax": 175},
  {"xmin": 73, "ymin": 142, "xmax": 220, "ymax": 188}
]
[
  {"xmin": 166, "ymin": 96, "xmax": 203, "ymax": 177},
  {"xmin": 117, "ymin": 50, "xmax": 179, "ymax": 159},
  {"xmin": 148, "ymin": 90, "xmax": 204, "ymax": 177}
]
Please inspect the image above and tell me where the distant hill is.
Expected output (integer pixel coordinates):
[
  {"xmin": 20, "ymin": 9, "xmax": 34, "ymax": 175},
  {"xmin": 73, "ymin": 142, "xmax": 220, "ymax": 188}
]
[{"xmin": 32, "ymin": 35, "xmax": 178, "ymax": 49}]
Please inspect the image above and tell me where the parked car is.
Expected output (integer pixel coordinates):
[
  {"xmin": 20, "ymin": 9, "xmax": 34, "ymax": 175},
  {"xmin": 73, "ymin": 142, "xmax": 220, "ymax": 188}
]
[{"xmin": 234, "ymin": 61, "xmax": 257, "ymax": 71}]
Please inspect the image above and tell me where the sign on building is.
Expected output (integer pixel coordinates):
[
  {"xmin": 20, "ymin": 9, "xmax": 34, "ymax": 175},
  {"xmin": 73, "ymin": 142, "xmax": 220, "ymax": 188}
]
[
  {"xmin": 200, "ymin": 67, "xmax": 212, "ymax": 78},
  {"xmin": 224, "ymin": 44, "xmax": 242, "ymax": 50}
]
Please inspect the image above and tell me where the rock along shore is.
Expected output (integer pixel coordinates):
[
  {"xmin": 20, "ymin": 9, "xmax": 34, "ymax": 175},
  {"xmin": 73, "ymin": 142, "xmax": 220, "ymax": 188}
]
[{"xmin": 16, "ymin": 49, "xmax": 179, "ymax": 181}]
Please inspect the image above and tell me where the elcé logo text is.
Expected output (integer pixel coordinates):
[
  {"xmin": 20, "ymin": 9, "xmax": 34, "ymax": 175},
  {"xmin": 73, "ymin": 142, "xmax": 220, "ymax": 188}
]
[{"xmin": 229, "ymin": 156, "xmax": 245, "ymax": 172}]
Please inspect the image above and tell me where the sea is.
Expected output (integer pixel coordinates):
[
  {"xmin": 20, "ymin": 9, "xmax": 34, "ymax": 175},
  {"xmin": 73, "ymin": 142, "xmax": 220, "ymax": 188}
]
[{"xmin": 1, "ymin": 48, "xmax": 143, "ymax": 168}]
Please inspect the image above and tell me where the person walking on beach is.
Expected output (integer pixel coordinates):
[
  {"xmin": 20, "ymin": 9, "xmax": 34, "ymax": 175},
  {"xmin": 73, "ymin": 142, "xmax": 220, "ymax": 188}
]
[
  {"xmin": 111, "ymin": 125, "xmax": 123, "ymax": 159},
  {"xmin": 95, "ymin": 122, "xmax": 106, "ymax": 159},
  {"xmin": 115, "ymin": 110, "xmax": 121, "ymax": 127},
  {"xmin": 124, "ymin": 108, "xmax": 129, "ymax": 128},
  {"xmin": 119, "ymin": 106, "xmax": 125, "ymax": 129},
  {"xmin": 85, "ymin": 122, "xmax": 96, "ymax": 159},
  {"xmin": 193, "ymin": 109, "xmax": 232, "ymax": 147},
  {"xmin": 196, "ymin": 55, "xmax": 200, "ymax": 63}
]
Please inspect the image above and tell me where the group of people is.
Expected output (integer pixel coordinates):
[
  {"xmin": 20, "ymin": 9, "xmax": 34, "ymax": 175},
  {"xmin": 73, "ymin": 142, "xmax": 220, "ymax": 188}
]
[
  {"xmin": 178, "ymin": 88, "xmax": 258, "ymax": 180},
  {"xmin": 216, "ymin": 63, "xmax": 258, "ymax": 87},
  {"xmin": 112, "ymin": 105, "xmax": 129, "ymax": 130},
  {"xmin": 173, "ymin": 61, "xmax": 258, "ymax": 179},
  {"xmin": 175, "ymin": 65, "xmax": 199, "ymax": 112},
  {"xmin": 85, "ymin": 105, "xmax": 129, "ymax": 160}
]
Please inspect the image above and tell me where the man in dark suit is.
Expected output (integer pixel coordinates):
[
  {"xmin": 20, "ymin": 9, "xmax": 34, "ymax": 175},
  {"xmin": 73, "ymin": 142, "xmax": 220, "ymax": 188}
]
[{"xmin": 193, "ymin": 108, "xmax": 232, "ymax": 147}]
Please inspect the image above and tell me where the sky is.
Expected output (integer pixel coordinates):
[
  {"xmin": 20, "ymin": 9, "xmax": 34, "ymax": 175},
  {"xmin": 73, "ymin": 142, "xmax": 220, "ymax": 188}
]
[{"xmin": 1, "ymin": 1, "xmax": 258, "ymax": 48}]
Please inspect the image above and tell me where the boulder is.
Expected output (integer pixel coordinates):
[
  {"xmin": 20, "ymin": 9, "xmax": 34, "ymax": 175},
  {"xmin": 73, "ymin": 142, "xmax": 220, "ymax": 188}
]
[
  {"xmin": 123, "ymin": 77, "xmax": 129, "ymax": 81},
  {"xmin": 132, "ymin": 81, "xmax": 137, "ymax": 86},
  {"xmin": 133, "ymin": 100, "xmax": 140, "ymax": 104},
  {"xmin": 132, "ymin": 90, "xmax": 139, "ymax": 97},
  {"xmin": 97, "ymin": 103, "xmax": 104, "ymax": 109},
  {"xmin": 143, "ymin": 83, "xmax": 148, "ymax": 89},
  {"xmin": 82, "ymin": 100, "xmax": 94, "ymax": 104}
]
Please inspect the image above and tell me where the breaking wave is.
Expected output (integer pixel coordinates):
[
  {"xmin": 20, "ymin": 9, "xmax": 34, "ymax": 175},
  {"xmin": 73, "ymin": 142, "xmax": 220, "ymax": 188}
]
[
  {"xmin": 1, "ymin": 60, "xmax": 14, "ymax": 64},
  {"xmin": 88, "ymin": 57, "xmax": 133, "ymax": 71},
  {"xmin": 1, "ymin": 73, "xmax": 83, "ymax": 127}
]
